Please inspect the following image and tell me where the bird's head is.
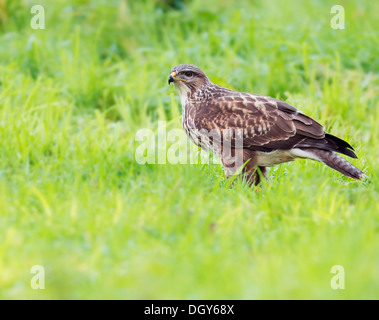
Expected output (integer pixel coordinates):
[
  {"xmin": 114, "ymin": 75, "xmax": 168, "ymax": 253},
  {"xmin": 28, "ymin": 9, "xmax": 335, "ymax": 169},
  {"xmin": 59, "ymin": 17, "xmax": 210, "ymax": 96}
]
[{"xmin": 168, "ymin": 64, "xmax": 210, "ymax": 98}]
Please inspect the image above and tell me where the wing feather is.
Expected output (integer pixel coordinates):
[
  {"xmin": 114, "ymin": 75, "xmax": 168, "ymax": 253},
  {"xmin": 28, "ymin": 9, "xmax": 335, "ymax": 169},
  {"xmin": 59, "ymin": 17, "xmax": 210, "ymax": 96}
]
[{"xmin": 193, "ymin": 92, "xmax": 325, "ymax": 151}]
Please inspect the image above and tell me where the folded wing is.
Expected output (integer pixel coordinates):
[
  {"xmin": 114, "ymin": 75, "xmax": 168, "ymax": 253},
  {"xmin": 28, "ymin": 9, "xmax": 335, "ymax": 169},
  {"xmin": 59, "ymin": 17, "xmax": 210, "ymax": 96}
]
[{"xmin": 193, "ymin": 92, "xmax": 357, "ymax": 158}]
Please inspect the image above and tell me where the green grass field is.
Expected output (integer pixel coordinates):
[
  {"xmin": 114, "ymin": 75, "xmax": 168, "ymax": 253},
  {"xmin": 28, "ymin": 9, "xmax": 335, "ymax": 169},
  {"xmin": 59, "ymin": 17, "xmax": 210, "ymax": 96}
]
[{"xmin": 0, "ymin": 0, "xmax": 378, "ymax": 299}]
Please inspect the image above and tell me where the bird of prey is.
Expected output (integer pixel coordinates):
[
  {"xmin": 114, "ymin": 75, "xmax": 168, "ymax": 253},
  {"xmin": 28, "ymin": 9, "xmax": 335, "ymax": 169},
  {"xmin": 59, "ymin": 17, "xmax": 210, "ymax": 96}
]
[{"xmin": 168, "ymin": 64, "xmax": 366, "ymax": 186}]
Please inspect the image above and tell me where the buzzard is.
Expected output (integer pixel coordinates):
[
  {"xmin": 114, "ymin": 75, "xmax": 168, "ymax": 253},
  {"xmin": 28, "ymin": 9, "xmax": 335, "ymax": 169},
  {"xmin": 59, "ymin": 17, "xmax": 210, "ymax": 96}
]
[{"xmin": 168, "ymin": 64, "xmax": 366, "ymax": 185}]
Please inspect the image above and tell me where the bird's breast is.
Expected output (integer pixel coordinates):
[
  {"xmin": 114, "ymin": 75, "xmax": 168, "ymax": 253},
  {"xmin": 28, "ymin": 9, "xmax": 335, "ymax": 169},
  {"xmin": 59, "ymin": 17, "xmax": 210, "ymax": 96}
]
[
  {"xmin": 182, "ymin": 102, "xmax": 195, "ymax": 137},
  {"xmin": 181, "ymin": 101, "xmax": 214, "ymax": 152}
]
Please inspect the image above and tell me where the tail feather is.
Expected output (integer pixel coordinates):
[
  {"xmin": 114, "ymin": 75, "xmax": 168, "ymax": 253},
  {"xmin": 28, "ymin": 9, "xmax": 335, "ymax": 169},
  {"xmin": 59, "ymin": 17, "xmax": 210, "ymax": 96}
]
[
  {"xmin": 301, "ymin": 148, "xmax": 366, "ymax": 180},
  {"xmin": 324, "ymin": 133, "xmax": 357, "ymax": 158},
  {"xmin": 296, "ymin": 133, "xmax": 357, "ymax": 159}
]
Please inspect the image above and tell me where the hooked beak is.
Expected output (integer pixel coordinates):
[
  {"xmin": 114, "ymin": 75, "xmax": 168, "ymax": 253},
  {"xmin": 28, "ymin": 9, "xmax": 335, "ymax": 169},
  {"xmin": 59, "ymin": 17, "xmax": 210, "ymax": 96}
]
[
  {"xmin": 168, "ymin": 71, "xmax": 186, "ymax": 85},
  {"xmin": 168, "ymin": 71, "xmax": 176, "ymax": 85}
]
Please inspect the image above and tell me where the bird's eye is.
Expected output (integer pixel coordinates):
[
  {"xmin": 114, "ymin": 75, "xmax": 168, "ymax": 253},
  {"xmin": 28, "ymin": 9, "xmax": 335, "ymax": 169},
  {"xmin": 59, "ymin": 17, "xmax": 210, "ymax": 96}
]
[{"xmin": 184, "ymin": 71, "xmax": 193, "ymax": 77}]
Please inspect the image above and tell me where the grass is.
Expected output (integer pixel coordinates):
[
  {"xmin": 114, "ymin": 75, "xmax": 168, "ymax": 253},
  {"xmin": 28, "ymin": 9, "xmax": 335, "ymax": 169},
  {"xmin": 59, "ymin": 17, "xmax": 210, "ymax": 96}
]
[{"xmin": 0, "ymin": 0, "xmax": 378, "ymax": 299}]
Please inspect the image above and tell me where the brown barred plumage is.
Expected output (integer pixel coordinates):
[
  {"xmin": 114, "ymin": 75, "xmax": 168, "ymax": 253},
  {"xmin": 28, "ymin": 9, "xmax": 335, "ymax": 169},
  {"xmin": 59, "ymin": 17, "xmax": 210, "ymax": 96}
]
[{"xmin": 169, "ymin": 64, "xmax": 366, "ymax": 186}]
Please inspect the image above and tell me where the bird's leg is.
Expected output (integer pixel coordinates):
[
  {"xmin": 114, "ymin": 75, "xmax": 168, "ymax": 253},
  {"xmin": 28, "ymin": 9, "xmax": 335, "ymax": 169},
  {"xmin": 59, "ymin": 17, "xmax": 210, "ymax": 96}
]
[
  {"xmin": 240, "ymin": 150, "xmax": 267, "ymax": 187},
  {"xmin": 221, "ymin": 146, "xmax": 240, "ymax": 181},
  {"xmin": 222, "ymin": 158, "xmax": 237, "ymax": 180},
  {"xmin": 243, "ymin": 166, "xmax": 268, "ymax": 186},
  {"xmin": 221, "ymin": 152, "xmax": 243, "ymax": 187},
  {"xmin": 222, "ymin": 149, "xmax": 267, "ymax": 187}
]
